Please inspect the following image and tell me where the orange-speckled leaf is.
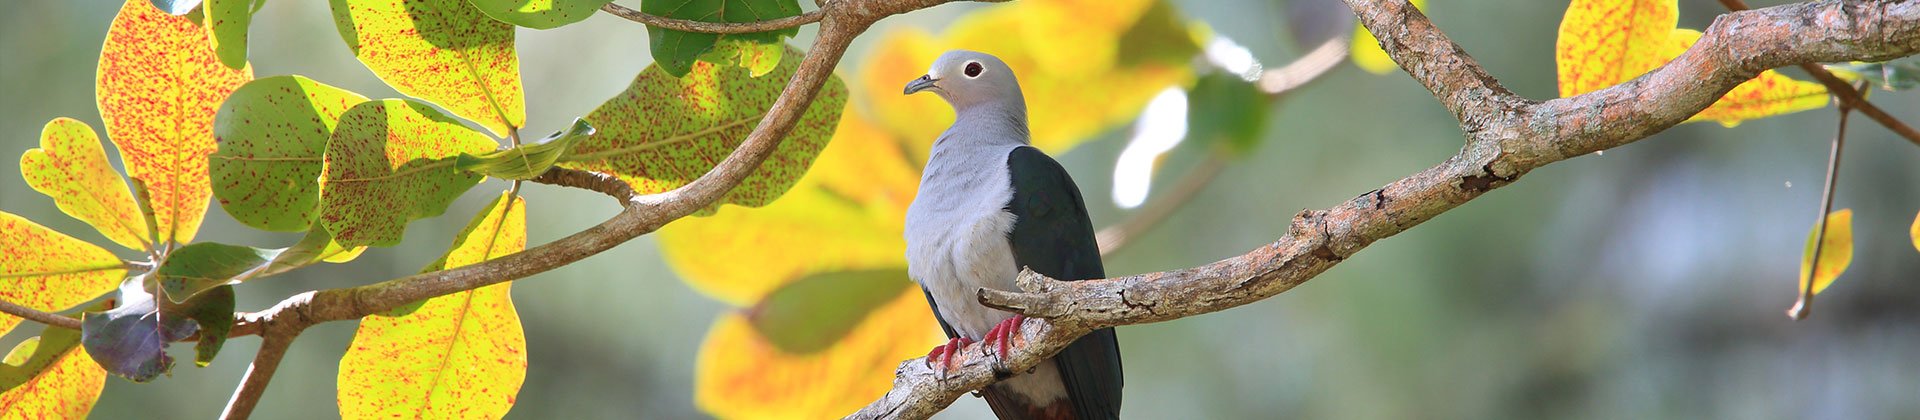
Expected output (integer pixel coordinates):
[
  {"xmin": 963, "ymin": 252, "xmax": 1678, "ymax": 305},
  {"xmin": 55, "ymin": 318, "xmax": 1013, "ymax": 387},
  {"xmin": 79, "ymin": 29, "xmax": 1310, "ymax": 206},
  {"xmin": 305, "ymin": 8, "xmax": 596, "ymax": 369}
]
[
  {"xmin": 20, "ymin": 118, "xmax": 150, "ymax": 251},
  {"xmin": 319, "ymin": 99, "xmax": 496, "ymax": 247},
  {"xmin": 1799, "ymin": 209, "xmax": 1853, "ymax": 296},
  {"xmin": 97, "ymin": 0, "xmax": 252, "ymax": 246},
  {"xmin": 1554, "ymin": 0, "xmax": 1674, "ymax": 97},
  {"xmin": 1351, "ymin": 0, "xmax": 1427, "ymax": 75},
  {"xmin": 858, "ymin": 0, "xmax": 1192, "ymax": 158},
  {"xmin": 329, "ymin": 0, "xmax": 523, "ymax": 137},
  {"xmin": 0, "ymin": 212, "xmax": 125, "ymax": 337},
  {"xmin": 558, "ymin": 44, "xmax": 846, "ymax": 211},
  {"xmin": 0, "ymin": 333, "xmax": 107, "ymax": 418},
  {"xmin": 338, "ymin": 190, "xmax": 526, "ymax": 418},
  {"xmin": 694, "ymin": 287, "xmax": 942, "ymax": 418},
  {"xmin": 1664, "ymin": 30, "xmax": 1828, "ymax": 126},
  {"xmin": 659, "ymin": 114, "xmax": 916, "ymax": 305}
]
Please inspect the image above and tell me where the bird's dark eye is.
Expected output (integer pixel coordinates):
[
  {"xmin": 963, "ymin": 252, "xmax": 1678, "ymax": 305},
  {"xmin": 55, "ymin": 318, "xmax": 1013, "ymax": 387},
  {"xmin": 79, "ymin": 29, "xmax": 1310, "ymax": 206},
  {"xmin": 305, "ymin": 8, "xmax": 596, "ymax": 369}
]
[{"xmin": 964, "ymin": 62, "xmax": 983, "ymax": 78}]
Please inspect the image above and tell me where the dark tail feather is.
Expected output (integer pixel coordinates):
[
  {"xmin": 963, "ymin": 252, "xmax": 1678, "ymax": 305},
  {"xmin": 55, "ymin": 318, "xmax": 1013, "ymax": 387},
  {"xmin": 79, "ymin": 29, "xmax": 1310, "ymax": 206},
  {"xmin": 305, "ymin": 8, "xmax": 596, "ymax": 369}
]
[{"xmin": 981, "ymin": 385, "xmax": 1074, "ymax": 420}]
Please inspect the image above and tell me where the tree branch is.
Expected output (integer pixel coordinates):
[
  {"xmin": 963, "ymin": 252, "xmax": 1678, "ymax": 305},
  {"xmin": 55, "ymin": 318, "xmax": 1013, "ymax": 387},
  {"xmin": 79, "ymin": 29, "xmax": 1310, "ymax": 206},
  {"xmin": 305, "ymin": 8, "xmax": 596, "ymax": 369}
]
[
  {"xmin": 0, "ymin": 299, "xmax": 82, "ymax": 331},
  {"xmin": 600, "ymin": 3, "xmax": 825, "ymax": 34},
  {"xmin": 196, "ymin": 0, "xmax": 988, "ymax": 415},
  {"xmin": 1717, "ymin": 0, "xmax": 1920, "ymax": 147},
  {"xmin": 849, "ymin": 0, "xmax": 1920, "ymax": 417}
]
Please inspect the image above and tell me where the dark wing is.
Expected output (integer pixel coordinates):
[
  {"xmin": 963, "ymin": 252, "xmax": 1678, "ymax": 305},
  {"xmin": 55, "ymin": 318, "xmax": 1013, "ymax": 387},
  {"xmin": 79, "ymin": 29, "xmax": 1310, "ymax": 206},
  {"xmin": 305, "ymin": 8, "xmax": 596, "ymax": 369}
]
[
  {"xmin": 1002, "ymin": 146, "xmax": 1123, "ymax": 419},
  {"xmin": 921, "ymin": 287, "xmax": 959, "ymax": 340}
]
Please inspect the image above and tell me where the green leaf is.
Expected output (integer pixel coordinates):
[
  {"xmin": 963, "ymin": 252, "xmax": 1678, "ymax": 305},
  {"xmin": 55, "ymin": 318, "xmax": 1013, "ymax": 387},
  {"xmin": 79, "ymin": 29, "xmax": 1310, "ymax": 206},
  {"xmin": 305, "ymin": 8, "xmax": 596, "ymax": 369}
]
[
  {"xmin": 640, "ymin": 0, "xmax": 802, "ymax": 77},
  {"xmin": 320, "ymin": 99, "xmax": 495, "ymax": 247},
  {"xmin": 456, "ymin": 118, "xmax": 596, "ymax": 180},
  {"xmin": 1115, "ymin": 0, "xmax": 1202, "ymax": 67},
  {"xmin": 153, "ymin": 243, "xmax": 274, "ymax": 303},
  {"xmin": 1830, "ymin": 57, "xmax": 1920, "ymax": 91},
  {"xmin": 328, "ymin": 0, "xmax": 523, "ymax": 136},
  {"xmin": 179, "ymin": 286, "xmax": 235, "ymax": 367},
  {"xmin": 469, "ymin": 0, "xmax": 614, "ymax": 29},
  {"xmin": 152, "ymin": 227, "xmax": 364, "ymax": 302},
  {"xmin": 1183, "ymin": 72, "xmax": 1271, "ymax": 156},
  {"xmin": 558, "ymin": 44, "xmax": 846, "ymax": 212},
  {"xmin": 206, "ymin": 0, "xmax": 252, "ymax": 69},
  {"xmin": 747, "ymin": 269, "xmax": 910, "ymax": 354},
  {"xmin": 211, "ymin": 75, "xmax": 369, "ymax": 232}
]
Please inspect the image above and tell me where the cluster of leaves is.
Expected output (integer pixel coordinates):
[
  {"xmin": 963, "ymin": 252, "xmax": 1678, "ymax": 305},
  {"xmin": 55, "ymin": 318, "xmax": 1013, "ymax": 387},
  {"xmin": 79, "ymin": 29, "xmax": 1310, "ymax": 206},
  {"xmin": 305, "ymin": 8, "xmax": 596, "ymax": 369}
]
[{"xmin": 2, "ymin": 0, "xmax": 841, "ymax": 416}]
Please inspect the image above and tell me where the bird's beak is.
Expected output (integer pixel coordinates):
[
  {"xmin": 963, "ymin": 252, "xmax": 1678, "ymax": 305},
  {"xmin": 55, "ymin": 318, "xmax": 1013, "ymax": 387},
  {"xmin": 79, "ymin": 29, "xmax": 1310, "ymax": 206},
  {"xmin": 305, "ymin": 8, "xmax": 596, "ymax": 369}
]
[{"xmin": 903, "ymin": 75, "xmax": 938, "ymax": 95}]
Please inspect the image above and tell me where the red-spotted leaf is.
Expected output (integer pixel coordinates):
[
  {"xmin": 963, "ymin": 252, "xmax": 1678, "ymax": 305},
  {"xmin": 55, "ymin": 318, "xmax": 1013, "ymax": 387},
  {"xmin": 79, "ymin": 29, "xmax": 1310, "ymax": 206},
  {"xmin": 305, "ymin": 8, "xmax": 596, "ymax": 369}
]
[
  {"xmin": 319, "ymin": 99, "xmax": 496, "ymax": 247},
  {"xmin": 99, "ymin": 0, "xmax": 253, "ymax": 246},
  {"xmin": 558, "ymin": 44, "xmax": 846, "ymax": 212},
  {"xmin": 1554, "ymin": 0, "xmax": 1675, "ymax": 97},
  {"xmin": 0, "ymin": 326, "xmax": 106, "ymax": 417},
  {"xmin": 20, "ymin": 118, "xmax": 150, "ymax": 251},
  {"xmin": 0, "ymin": 212, "xmax": 126, "ymax": 337},
  {"xmin": 639, "ymin": 0, "xmax": 801, "ymax": 77},
  {"xmin": 212, "ymin": 75, "xmax": 369, "ymax": 232},
  {"xmin": 469, "ymin": 0, "xmax": 614, "ymax": 29},
  {"xmin": 695, "ymin": 287, "xmax": 941, "ymax": 418},
  {"xmin": 338, "ymin": 190, "xmax": 526, "ymax": 418},
  {"xmin": 329, "ymin": 0, "xmax": 524, "ymax": 136}
]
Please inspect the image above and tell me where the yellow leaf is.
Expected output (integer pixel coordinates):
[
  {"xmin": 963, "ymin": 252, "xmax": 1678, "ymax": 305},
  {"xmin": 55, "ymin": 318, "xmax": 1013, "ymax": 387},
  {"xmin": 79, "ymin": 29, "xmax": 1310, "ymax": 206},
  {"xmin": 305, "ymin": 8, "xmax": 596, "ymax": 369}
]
[
  {"xmin": 694, "ymin": 288, "xmax": 943, "ymax": 419},
  {"xmin": 1911, "ymin": 211, "xmax": 1919, "ymax": 254},
  {"xmin": 658, "ymin": 115, "xmax": 917, "ymax": 305},
  {"xmin": 0, "ymin": 212, "xmax": 126, "ymax": 337},
  {"xmin": 1351, "ymin": 0, "xmax": 1431, "ymax": 74},
  {"xmin": 97, "ymin": 0, "xmax": 252, "ymax": 245},
  {"xmin": 1799, "ymin": 209, "xmax": 1853, "ymax": 296},
  {"xmin": 1554, "ymin": 0, "xmax": 1675, "ymax": 96},
  {"xmin": 0, "ymin": 337, "xmax": 106, "ymax": 418},
  {"xmin": 857, "ymin": 0, "xmax": 1193, "ymax": 158},
  {"xmin": 338, "ymin": 191, "xmax": 527, "ymax": 418},
  {"xmin": 19, "ymin": 118, "xmax": 149, "ymax": 251},
  {"xmin": 1663, "ymin": 30, "xmax": 1829, "ymax": 126}
]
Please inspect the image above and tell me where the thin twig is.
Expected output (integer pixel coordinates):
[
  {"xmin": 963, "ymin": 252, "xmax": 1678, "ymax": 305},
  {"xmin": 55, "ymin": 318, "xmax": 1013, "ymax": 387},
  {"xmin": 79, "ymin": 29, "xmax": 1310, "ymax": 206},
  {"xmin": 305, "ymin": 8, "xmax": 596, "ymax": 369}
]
[
  {"xmin": 1717, "ymin": 0, "xmax": 1920, "ymax": 147},
  {"xmin": 1096, "ymin": 155, "xmax": 1226, "ymax": 256},
  {"xmin": 219, "ymin": 332, "xmax": 294, "ymax": 420},
  {"xmin": 0, "ymin": 299, "xmax": 82, "ymax": 330},
  {"xmin": 1259, "ymin": 35, "xmax": 1349, "ymax": 94},
  {"xmin": 1788, "ymin": 95, "xmax": 1854, "ymax": 320},
  {"xmin": 600, "ymin": 3, "xmax": 825, "ymax": 34}
]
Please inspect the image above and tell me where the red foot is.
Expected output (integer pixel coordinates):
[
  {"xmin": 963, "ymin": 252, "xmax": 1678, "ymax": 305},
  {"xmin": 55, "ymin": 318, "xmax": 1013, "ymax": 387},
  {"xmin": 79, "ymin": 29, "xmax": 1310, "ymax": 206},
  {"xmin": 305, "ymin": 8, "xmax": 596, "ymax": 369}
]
[
  {"xmin": 925, "ymin": 336, "xmax": 975, "ymax": 373},
  {"xmin": 982, "ymin": 315, "xmax": 1026, "ymax": 358}
]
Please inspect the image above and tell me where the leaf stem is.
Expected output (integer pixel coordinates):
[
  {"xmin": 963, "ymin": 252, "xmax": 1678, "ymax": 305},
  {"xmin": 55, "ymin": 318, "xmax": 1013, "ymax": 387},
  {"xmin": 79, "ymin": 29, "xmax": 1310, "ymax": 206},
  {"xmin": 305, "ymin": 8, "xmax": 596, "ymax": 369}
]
[
  {"xmin": 1789, "ymin": 93, "xmax": 1853, "ymax": 320},
  {"xmin": 599, "ymin": 4, "xmax": 825, "ymax": 34}
]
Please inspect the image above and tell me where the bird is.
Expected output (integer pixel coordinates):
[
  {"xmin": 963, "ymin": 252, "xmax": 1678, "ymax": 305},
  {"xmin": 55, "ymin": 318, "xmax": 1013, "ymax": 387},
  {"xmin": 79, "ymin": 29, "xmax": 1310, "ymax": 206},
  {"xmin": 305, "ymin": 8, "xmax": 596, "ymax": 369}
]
[{"xmin": 902, "ymin": 50, "xmax": 1123, "ymax": 420}]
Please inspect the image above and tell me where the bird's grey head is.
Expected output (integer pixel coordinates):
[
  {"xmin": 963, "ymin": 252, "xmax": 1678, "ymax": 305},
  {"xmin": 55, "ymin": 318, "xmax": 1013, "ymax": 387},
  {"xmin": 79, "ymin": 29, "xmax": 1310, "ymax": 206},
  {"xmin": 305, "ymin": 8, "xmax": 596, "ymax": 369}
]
[{"xmin": 902, "ymin": 50, "xmax": 1025, "ymax": 114}]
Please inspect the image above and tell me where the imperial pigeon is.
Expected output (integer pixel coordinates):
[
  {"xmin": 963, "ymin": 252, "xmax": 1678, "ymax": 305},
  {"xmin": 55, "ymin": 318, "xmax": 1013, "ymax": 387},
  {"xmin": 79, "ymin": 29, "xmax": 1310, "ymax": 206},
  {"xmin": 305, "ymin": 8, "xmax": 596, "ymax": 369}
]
[{"xmin": 903, "ymin": 50, "xmax": 1124, "ymax": 420}]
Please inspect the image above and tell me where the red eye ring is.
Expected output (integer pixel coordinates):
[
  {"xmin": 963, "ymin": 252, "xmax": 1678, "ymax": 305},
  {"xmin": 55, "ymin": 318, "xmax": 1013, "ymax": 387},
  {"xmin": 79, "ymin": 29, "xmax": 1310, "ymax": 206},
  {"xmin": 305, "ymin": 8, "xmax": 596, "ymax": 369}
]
[{"xmin": 964, "ymin": 62, "xmax": 983, "ymax": 78}]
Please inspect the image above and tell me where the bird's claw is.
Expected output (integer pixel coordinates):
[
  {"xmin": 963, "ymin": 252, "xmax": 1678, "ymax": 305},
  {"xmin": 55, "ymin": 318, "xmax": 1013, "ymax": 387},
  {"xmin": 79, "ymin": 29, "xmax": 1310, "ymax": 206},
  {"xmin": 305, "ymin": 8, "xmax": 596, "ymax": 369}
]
[
  {"xmin": 925, "ymin": 336, "xmax": 975, "ymax": 374},
  {"xmin": 982, "ymin": 315, "xmax": 1025, "ymax": 359}
]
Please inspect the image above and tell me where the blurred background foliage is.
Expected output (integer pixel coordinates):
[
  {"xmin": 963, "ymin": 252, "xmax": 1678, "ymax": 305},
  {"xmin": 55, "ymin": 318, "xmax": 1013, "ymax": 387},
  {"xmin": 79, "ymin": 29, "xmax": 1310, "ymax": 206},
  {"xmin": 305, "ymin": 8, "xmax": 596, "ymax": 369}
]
[{"xmin": 2, "ymin": 0, "xmax": 1917, "ymax": 418}]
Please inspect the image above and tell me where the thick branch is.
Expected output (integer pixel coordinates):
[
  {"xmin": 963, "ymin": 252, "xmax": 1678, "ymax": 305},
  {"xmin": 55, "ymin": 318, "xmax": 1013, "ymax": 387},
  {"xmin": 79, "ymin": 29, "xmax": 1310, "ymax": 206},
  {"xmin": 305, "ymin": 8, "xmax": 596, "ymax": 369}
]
[
  {"xmin": 850, "ymin": 0, "xmax": 1920, "ymax": 417},
  {"xmin": 1717, "ymin": 0, "xmax": 1920, "ymax": 147},
  {"xmin": 600, "ymin": 3, "xmax": 824, "ymax": 34}
]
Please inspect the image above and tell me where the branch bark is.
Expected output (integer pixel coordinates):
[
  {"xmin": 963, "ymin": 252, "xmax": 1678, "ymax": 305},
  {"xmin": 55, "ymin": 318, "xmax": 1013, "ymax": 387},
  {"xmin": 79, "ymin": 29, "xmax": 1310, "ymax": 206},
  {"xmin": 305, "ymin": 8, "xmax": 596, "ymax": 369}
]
[
  {"xmin": 1717, "ymin": 0, "xmax": 1920, "ymax": 147},
  {"xmin": 849, "ymin": 0, "xmax": 1920, "ymax": 418}
]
